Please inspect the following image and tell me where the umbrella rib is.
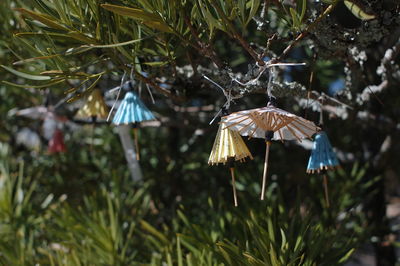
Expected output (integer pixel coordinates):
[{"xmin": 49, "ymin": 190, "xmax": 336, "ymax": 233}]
[
  {"xmin": 258, "ymin": 112, "xmax": 267, "ymax": 129},
  {"xmin": 275, "ymin": 116, "xmax": 293, "ymax": 141},
  {"xmin": 223, "ymin": 117, "xmax": 249, "ymax": 129},
  {"xmin": 294, "ymin": 118, "xmax": 318, "ymax": 131},
  {"xmin": 277, "ymin": 128, "xmax": 284, "ymax": 142},
  {"xmin": 239, "ymin": 121, "xmax": 255, "ymax": 134},
  {"xmin": 285, "ymin": 123, "xmax": 302, "ymax": 141},
  {"xmin": 249, "ymin": 123, "xmax": 259, "ymax": 138},
  {"xmin": 250, "ymin": 112, "xmax": 268, "ymax": 131},
  {"xmin": 290, "ymin": 122, "xmax": 314, "ymax": 139},
  {"xmin": 266, "ymin": 113, "xmax": 273, "ymax": 130},
  {"xmin": 274, "ymin": 114, "xmax": 293, "ymax": 130},
  {"xmin": 274, "ymin": 114, "xmax": 292, "ymax": 131},
  {"xmin": 268, "ymin": 113, "xmax": 276, "ymax": 131}
]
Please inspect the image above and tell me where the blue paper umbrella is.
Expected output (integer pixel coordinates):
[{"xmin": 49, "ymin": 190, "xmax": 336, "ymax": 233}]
[
  {"xmin": 112, "ymin": 92, "xmax": 155, "ymax": 161},
  {"xmin": 307, "ymin": 131, "xmax": 339, "ymax": 174},
  {"xmin": 112, "ymin": 92, "xmax": 155, "ymax": 125},
  {"xmin": 306, "ymin": 131, "xmax": 339, "ymax": 208}
]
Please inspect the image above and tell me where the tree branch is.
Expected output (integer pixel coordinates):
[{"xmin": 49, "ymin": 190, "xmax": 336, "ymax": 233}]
[
  {"xmin": 183, "ymin": 16, "xmax": 225, "ymax": 68},
  {"xmin": 133, "ymin": 70, "xmax": 184, "ymax": 102},
  {"xmin": 277, "ymin": 1, "xmax": 338, "ymax": 61},
  {"xmin": 210, "ymin": 0, "xmax": 265, "ymax": 66}
]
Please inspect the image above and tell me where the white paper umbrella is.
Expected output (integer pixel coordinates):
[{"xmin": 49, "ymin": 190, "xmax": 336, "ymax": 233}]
[
  {"xmin": 222, "ymin": 106, "xmax": 318, "ymax": 141},
  {"xmin": 223, "ymin": 105, "xmax": 319, "ymax": 200}
]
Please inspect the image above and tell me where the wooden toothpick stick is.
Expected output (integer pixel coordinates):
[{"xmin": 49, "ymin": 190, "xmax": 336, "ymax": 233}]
[
  {"xmin": 323, "ymin": 174, "xmax": 330, "ymax": 208},
  {"xmin": 230, "ymin": 167, "xmax": 238, "ymax": 207},
  {"xmin": 133, "ymin": 128, "xmax": 140, "ymax": 161},
  {"xmin": 261, "ymin": 141, "xmax": 271, "ymax": 200}
]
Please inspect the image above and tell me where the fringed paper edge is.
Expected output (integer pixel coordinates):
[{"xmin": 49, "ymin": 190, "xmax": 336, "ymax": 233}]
[
  {"xmin": 208, "ymin": 154, "xmax": 253, "ymax": 166},
  {"xmin": 306, "ymin": 164, "xmax": 341, "ymax": 174}
]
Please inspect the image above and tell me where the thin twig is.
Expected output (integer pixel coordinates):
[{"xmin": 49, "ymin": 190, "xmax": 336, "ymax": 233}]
[
  {"xmin": 277, "ymin": 1, "xmax": 339, "ymax": 61},
  {"xmin": 132, "ymin": 69, "xmax": 183, "ymax": 102},
  {"xmin": 210, "ymin": 0, "xmax": 265, "ymax": 66},
  {"xmin": 183, "ymin": 15, "xmax": 225, "ymax": 68},
  {"xmin": 231, "ymin": 62, "xmax": 305, "ymax": 87},
  {"xmin": 262, "ymin": 33, "xmax": 277, "ymax": 59},
  {"xmin": 262, "ymin": 0, "xmax": 270, "ymax": 18},
  {"xmin": 107, "ymin": 71, "xmax": 126, "ymax": 122},
  {"xmin": 305, "ymin": 52, "xmax": 317, "ymax": 119}
]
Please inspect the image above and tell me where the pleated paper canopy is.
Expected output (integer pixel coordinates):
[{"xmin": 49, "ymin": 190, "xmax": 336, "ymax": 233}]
[
  {"xmin": 48, "ymin": 129, "xmax": 66, "ymax": 153},
  {"xmin": 222, "ymin": 106, "xmax": 319, "ymax": 141},
  {"xmin": 76, "ymin": 89, "xmax": 109, "ymax": 119},
  {"xmin": 208, "ymin": 122, "xmax": 253, "ymax": 165},
  {"xmin": 307, "ymin": 131, "xmax": 339, "ymax": 173},
  {"xmin": 112, "ymin": 92, "xmax": 155, "ymax": 125}
]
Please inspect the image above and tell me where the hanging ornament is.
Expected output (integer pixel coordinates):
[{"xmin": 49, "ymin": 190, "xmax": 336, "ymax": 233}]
[
  {"xmin": 75, "ymin": 89, "xmax": 109, "ymax": 150},
  {"xmin": 112, "ymin": 91, "xmax": 155, "ymax": 124},
  {"xmin": 223, "ymin": 98, "xmax": 320, "ymax": 200},
  {"xmin": 307, "ymin": 131, "xmax": 339, "ymax": 174},
  {"xmin": 48, "ymin": 129, "xmax": 66, "ymax": 153},
  {"xmin": 305, "ymin": 99, "xmax": 340, "ymax": 208},
  {"xmin": 112, "ymin": 91, "xmax": 155, "ymax": 160},
  {"xmin": 306, "ymin": 131, "xmax": 339, "ymax": 207},
  {"xmin": 75, "ymin": 89, "xmax": 109, "ymax": 120},
  {"xmin": 208, "ymin": 118, "xmax": 253, "ymax": 207},
  {"xmin": 203, "ymin": 76, "xmax": 252, "ymax": 206}
]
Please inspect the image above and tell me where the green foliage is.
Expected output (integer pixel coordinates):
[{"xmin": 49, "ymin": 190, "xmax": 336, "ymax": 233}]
[
  {"xmin": 216, "ymin": 208, "xmax": 355, "ymax": 265},
  {"xmin": 287, "ymin": 0, "xmax": 307, "ymax": 31},
  {"xmin": 0, "ymin": 0, "xmax": 286, "ymax": 97},
  {"xmin": 41, "ymin": 186, "xmax": 151, "ymax": 265},
  {"xmin": 0, "ymin": 143, "xmax": 50, "ymax": 265},
  {"xmin": 343, "ymin": 0, "xmax": 375, "ymax": 21},
  {"xmin": 0, "ymin": 139, "xmax": 376, "ymax": 265}
]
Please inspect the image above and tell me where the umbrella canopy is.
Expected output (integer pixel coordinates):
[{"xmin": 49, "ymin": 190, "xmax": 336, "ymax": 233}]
[
  {"xmin": 112, "ymin": 91, "xmax": 155, "ymax": 125},
  {"xmin": 222, "ymin": 106, "xmax": 319, "ymax": 141},
  {"xmin": 208, "ymin": 122, "xmax": 253, "ymax": 165},
  {"xmin": 48, "ymin": 129, "xmax": 66, "ymax": 153},
  {"xmin": 76, "ymin": 89, "xmax": 109, "ymax": 119},
  {"xmin": 307, "ymin": 131, "xmax": 339, "ymax": 174}
]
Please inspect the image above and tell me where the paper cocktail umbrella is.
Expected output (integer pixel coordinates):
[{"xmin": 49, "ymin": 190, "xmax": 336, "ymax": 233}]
[
  {"xmin": 307, "ymin": 131, "xmax": 339, "ymax": 173},
  {"xmin": 48, "ymin": 129, "xmax": 66, "ymax": 153},
  {"xmin": 208, "ymin": 121, "xmax": 253, "ymax": 206},
  {"xmin": 75, "ymin": 89, "xmax": 109, "ymax": 150},
  {"xmin": 76, "ymin": 89, "xmax": 109, "ymax": 120},
  {"xmin": 223, "ymin": 102, "xmax": 319, "ymax": 200},
  {"xmin": 307, "ymin": 131, "xmax": 339, "ymax": 207},
  {"xmin": 112, "ymin": 91, "xmax": 155, "ymax": 160},
  {"xmin": 112, "ymin": 91, "xmax": 155, "ymax": 124}
]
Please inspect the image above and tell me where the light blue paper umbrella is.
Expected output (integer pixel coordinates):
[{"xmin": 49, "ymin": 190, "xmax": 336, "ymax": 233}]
[
  {"xmin": 112, "ymin": 92, "xmax": 155, "ymax": 160},
  {"xmin": 112, "ymin": 92, "xmax": 155, "ymax": 125},
  {"xmin": 307, "ymin": 131, "xmax": 339, "ymax": 173},
  {"xmin": 306, "ymin": 131, "xmax": 339, "ymax": 207}
]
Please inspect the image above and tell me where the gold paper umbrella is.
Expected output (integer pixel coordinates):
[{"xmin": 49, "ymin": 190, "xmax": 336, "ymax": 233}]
[
  {"xmin": 223, "ymin": 103, "xmax": 319, "ymax": 200},
  {"xmin": 75, "ymin": 89, "xmax": 109, "ymax": 120},
  {"xmin": 208, "ymin": 122, "xmax": 253, "ymax": 206}
]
